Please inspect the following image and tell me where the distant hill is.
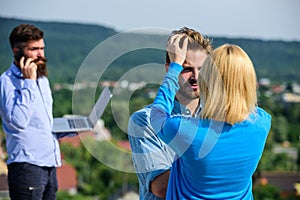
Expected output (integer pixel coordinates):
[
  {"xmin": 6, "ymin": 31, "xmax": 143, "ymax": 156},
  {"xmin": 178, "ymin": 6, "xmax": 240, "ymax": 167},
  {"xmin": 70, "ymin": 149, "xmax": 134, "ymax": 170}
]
[
  {"xmin": 0, "ymin": 17, "xmax": 299, "ymax": 83},
  {"xmin": 0, "ymin": 17, "xmax": 117, "ymax": 83}
]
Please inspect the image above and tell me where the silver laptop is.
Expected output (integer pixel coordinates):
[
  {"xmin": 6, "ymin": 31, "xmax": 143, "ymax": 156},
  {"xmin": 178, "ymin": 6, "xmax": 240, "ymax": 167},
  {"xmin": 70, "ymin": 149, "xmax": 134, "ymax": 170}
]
[{"xmin": 52, "ymin": 87, "xmax": 112, "ymax": 133}]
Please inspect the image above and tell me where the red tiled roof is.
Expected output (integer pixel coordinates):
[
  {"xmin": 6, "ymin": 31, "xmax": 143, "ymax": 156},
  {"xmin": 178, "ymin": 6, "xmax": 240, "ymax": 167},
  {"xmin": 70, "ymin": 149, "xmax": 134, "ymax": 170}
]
[
  {"xmin": 59, "ymin": 131, "xmax": 95, "ymax": 147},
  {"xmin": 57, "ymin": 161, "xmax": 77, "ymax": 191},
  {"xmin": 0, "ymin": 174, "xmax": 8, "ymax": 191},
  {"xmin": 117, "ymin": 140, "xmax": 131, "ymax": 152}
]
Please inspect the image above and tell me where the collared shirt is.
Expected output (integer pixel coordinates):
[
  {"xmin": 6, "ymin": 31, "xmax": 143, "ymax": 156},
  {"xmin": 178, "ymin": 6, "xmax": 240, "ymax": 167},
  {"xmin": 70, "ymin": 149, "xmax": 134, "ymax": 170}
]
[
  {"xmin": 0, "ymin": 63, "xmax": 61, "ymax": 167},
  {"xmin": 128, "ymin": 98, "xmax": 200, "ymax": 200}
]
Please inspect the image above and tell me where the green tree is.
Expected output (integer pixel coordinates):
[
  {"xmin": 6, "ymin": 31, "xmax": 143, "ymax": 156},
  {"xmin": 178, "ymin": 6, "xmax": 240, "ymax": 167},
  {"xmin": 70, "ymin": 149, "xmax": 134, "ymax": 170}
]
[
  {"xmin": 52, "ymin": 88, "xmax": 73, "ymax": 117},
  {"xmin": 253, "ymin": 183, "xmax": 282, "ymax": 200},
  {"xmin": 60, "ymin": 140, "xmax": 138, "ymax": 199},
  {"xmin": 272, "ymin": 115, "xmax": 288, "ymax": 142}
]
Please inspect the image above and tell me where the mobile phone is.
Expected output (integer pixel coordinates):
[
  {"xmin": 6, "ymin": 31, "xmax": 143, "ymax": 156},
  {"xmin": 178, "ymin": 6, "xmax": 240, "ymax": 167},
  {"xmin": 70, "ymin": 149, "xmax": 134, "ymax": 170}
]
[{"xmin": 14, "ymin": 49, "xmax": 28, "ymax": 65}]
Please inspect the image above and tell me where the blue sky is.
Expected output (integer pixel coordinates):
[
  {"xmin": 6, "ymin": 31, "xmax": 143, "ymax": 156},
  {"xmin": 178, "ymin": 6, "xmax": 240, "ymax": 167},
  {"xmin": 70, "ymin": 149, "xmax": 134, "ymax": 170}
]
[{"xmin": 0, "ymin": 0, "xmax": 299, "ymax": 41}]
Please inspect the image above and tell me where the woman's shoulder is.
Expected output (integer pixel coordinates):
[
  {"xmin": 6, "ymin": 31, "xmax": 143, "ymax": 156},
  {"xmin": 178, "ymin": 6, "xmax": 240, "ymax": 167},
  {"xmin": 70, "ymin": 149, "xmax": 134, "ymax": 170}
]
[
  {"xmin": 250, "ymin": 107, "xmax": 272, "ymax": 132},
  {"xmin": 255, "ymin": 107, "xmax": 272, "ymax": 121}
]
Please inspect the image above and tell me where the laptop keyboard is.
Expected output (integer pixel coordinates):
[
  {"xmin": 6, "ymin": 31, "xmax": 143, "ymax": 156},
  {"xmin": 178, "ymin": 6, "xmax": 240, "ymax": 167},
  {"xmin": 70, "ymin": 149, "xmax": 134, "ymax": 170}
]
[{"xmin": 68, "ymin": 118, "xmax": 88, "ymax": 129}]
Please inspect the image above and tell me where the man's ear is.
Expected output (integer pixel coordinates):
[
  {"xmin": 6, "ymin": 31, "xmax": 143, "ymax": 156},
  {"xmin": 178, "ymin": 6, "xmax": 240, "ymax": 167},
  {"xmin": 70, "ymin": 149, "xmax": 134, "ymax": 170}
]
[
  {"xmin": 165, "ymin": 63, "xmax": 170, "ymax": 72},
  {"xmin": 12, "ymin": 47, "xmax": 19, "ymax": 55}
]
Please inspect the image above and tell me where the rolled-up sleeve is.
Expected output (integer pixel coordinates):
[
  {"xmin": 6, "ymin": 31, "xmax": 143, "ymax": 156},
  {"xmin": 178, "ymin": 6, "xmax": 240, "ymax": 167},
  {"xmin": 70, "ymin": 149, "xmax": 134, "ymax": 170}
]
[
  {"xmin": 128, "ymin": 108, "xmax": 175, "ymax": 173},
  {"xmin": 128, "ymin": 107, "xmax": 175, "ymax": 195}
]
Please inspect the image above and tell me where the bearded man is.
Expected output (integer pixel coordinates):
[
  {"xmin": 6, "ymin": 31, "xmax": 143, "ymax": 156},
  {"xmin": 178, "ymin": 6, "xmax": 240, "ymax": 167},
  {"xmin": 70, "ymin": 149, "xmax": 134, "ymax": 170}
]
[{"xmin": 0, "ymin": 24, "xmax": 64, "ymax": 200}]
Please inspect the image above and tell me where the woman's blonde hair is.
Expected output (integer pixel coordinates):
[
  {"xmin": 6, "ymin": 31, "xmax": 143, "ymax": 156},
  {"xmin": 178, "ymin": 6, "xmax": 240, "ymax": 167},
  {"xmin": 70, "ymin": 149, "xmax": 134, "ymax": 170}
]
[{"xmin": 198, "ymin": 44, "xmax": 257, "ymax": 124}]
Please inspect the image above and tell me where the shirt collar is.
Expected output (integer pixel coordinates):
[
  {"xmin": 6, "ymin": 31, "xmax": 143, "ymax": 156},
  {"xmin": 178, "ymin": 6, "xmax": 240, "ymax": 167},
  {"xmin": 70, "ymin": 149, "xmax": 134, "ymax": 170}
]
[
  {"xmin": 173, "ymin": 99, "xmax": 201, "ymax": 117},
  {"xmin": 10, "ymin": 62, "xmax": 23, "ymax": 78}
]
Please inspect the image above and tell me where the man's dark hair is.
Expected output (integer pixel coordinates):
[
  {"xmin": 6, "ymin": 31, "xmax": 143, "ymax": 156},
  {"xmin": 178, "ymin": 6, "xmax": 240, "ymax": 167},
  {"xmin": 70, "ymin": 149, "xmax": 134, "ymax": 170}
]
[{"xmin": 9, "ymin": 24, "xmax": 44, "ymax": 49}]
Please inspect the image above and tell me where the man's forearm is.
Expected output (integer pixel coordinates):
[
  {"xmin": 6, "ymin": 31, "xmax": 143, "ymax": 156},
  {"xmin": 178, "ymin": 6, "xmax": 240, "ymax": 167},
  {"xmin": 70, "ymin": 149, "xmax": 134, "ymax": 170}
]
[{"xmin": 150, "ymin": 170, "xmax": 170, "ymax": 198}]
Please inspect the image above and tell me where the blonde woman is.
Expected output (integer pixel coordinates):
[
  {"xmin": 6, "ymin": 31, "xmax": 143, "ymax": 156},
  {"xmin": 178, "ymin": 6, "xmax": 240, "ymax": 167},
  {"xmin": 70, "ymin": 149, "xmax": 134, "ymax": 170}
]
[{"xmin": 150, "ymin": 35, "xmax": 271, "ymax": 199}]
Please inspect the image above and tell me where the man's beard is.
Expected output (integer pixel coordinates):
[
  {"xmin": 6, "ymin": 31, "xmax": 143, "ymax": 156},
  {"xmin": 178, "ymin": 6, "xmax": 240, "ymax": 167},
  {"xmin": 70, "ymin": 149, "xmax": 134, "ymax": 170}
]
[
  {"xmin": 178, "ymin": 77, "xmax": 200, "ymax": 100},
  {"xmin": 34, "ymin": 57, "xmax": 48, "ymax": 78},
  {"xmin": 177, "ymin": 84, "xmax": 199, "ymax": 100}
]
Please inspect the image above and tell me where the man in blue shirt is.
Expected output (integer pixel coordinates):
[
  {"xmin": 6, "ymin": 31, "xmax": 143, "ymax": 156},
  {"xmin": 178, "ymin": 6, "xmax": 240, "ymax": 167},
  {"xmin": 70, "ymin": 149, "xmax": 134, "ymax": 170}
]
[
  {"xmin": 0, "ymin": 24, "xmax": 68, "ymax": 200},
  {"xmin": 128, "ymin": 27, "xmax": 213, "ymax": 199}
]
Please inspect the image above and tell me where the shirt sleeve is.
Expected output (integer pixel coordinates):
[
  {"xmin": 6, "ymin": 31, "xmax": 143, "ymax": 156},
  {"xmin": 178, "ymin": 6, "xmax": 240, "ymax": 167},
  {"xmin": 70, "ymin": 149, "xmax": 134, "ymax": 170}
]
[
  {"xmin": 0, "ymin": 77, "xmax": 37, "ymax": 130},
  {"xmin": 128, "ymin": 108, "xmax": 175, "ymax": 191},
  {"xmin": 128, "ymin": 108, "xmax": 175, "ymax": 172},
  {"xmin": 150, "ymin": 62, "xmax": 183, "ymax": 144}
]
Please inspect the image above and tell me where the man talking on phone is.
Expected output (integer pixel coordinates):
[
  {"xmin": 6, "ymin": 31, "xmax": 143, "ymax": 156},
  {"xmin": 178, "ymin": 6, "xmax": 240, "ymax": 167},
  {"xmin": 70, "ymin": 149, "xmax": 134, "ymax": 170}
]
[{"xmin": 0, "ymin": 24, "xmax": 65, "ymax": 200}]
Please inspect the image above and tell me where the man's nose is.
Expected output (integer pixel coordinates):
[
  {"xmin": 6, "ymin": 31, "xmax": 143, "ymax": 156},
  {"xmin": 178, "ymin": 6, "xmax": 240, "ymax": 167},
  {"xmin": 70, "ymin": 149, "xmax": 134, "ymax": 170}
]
[
  {"xmin": 37, "ymin": 49, "xmax": 44, "ymax": 57},
  {"xmin": 193, "ymin": 69, "xmax": 199, "ymax": 80}
]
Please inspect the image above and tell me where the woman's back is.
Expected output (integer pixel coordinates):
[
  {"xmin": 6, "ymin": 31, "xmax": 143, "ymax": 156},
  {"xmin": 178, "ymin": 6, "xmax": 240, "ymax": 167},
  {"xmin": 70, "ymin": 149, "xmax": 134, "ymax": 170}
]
[{"xmin": 164, "ymin": 107, "xmax": 271, "ymax": 199}]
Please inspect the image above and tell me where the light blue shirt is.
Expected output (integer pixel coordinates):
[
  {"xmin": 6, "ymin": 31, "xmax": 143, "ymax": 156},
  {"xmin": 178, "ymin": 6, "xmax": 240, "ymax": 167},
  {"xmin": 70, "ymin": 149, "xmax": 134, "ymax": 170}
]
[
  {"xmin": 150, "ymin": 62, "xmax": 271, "ymax": 199},
  {"xmin": 0, "ymin": 63, "xmax": 61, "ymax": 167},
  {"xmin": 128, "ymin": 98, "xmax": 200, "ymax": 199}
]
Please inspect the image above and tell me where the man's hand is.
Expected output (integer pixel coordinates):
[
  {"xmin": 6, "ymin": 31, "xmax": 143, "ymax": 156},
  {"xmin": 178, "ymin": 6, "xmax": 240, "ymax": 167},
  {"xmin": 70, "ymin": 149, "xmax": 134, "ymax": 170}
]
[
  {"xmin": 19, "ymin": 57, "xmax": 37, "ymax": 80},
  {"xmin": 166, "ymin": 34, "xmax": 188, "ymax": 65}
]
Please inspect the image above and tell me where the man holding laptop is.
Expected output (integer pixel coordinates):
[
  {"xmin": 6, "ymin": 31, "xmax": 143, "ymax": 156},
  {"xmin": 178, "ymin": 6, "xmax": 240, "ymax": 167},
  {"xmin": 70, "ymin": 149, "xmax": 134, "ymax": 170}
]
[{"xmin": 0, "ymin": 24, "xmax": 112, "ymax": 200}]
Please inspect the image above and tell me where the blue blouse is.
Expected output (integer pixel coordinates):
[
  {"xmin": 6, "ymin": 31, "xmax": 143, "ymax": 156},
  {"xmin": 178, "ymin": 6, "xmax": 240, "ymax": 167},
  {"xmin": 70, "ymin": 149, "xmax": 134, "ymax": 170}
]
[{"xmin": 151, "ymin": 62, "xmax": 271, "ymax": 200}]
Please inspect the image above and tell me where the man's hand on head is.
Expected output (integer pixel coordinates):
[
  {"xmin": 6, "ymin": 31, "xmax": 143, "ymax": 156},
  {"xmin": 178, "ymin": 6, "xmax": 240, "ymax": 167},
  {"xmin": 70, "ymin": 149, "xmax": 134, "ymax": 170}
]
[{"xmin": 166, "ymin": 34, "xmax": 188, "ymax": 65}]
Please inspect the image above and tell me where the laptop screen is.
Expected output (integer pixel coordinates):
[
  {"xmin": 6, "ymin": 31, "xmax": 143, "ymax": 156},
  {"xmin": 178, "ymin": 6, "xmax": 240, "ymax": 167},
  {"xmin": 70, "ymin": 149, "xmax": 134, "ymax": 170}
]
[{"xmin": 88, "ymin": 87, "xmax": 112, "ymax": 126}]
